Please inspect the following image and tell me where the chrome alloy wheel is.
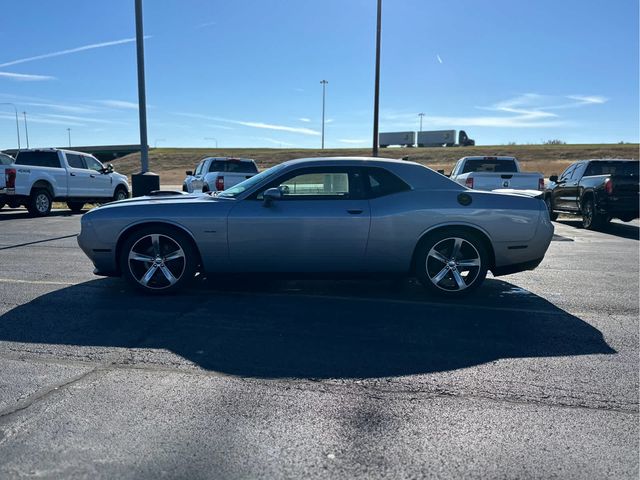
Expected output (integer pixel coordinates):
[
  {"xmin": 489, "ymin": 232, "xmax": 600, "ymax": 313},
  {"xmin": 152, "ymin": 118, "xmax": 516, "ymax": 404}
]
[
  {"xmin": 426, "ymin": 237, "xmax": 481, "ymax": 292},
  {"xmin": 115, "ymin": 189, "xmax": 128, "ymax": 201},
  {"xmin": 127, "ymin": 234, "xmax": 186, "ymax": 290},
  {"xmin": 35, "ymin": 192, "xmax": 50, "ymax": 213}
]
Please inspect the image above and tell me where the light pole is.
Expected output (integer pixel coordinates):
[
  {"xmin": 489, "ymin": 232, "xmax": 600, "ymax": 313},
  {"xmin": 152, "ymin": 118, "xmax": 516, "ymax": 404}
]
[
  {"xmin": 0, "ymin": 103, "xmax": 21, "ymax": 150},
  {"xmin": 320, "ymin": 80, "xmax": 328, "ymax": 149},
  {"xmin": 153, "ymin": 138, "xmax": 165, "ymax": 148},
  {"xmin": 23, "ymin": 112, "xmax": 29, "ymax": 148},
  {"xmin": 372, "ymin": 0, "xmax": 382, "ymax": 157},
  {"xmin": 67, "ymin": 128, "xmax": 71, "ymax": 147},
  {"xmin": 204, "ymin": 137, "xmax": 218, "ymax": 148},
  {"xmin": 418, "ymin": 112, "xmax": 425, "ymax": 132}
]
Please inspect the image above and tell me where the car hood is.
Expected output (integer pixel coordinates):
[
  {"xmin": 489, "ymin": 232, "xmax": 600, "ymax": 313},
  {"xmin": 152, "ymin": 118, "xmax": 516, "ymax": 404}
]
[{"xmin": 94, "ymin": 192, "xmax": 231, "ymax": 210}]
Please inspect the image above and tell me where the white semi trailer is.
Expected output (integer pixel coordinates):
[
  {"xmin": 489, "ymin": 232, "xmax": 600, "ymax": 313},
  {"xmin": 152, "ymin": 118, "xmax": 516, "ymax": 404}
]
[
  {"xmin": 417, "ymin": 130, "xmax": 456, "ymax": 147},
  {"xmin": 378, "ymin": 131, "xmax": 416, "ymax": 148}
]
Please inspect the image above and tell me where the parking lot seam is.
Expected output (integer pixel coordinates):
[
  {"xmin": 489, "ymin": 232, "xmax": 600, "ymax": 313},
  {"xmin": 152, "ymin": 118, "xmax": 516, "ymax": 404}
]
[{"xmin": 0, "ymin": 234, "xmax": 78, "ymax": 251}]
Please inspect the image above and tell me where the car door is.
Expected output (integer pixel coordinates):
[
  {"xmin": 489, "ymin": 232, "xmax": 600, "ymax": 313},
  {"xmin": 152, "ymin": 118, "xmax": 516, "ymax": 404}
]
[
  {"xmin": 64, "ymin": 153, "xmax": 91, "ymax": 197},
  {"xmin": 83, "ymin": 156, "xmax": 112, "ymax": 199},
  {"xmin": 227, "ymin": 167, "xmax": 371, "ymax": 272},
  {"xmin": 552, "ymin": 164, "xmax": 577, "ymax": 210},
  {"xmin": 564, "ymin": 162, "xmax": 587, "ymax": 211},
  {"xmin": 191, "ymin": 160, "xmax": 207, "ymax": 191}
]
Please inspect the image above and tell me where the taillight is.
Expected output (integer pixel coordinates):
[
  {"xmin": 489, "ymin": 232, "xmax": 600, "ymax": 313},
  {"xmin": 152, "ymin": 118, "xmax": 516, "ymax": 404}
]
[
  {"xmin": 5, "ymin": 168, "xmax": 16, "ymax": 189},
  {"xmin": 538, "ymin": 177, "xmax": 545, "ymax": 191},
  {"xmin": 604, "ymin": 178, "xmax": 613, "ymax": 195},
  {"xmin": 465, "ymin": 177, "xmax": 474, "ymax": 189},
  {"xmin": 215, "ymin": 176, "xmax": 224, "ymax": 191}
]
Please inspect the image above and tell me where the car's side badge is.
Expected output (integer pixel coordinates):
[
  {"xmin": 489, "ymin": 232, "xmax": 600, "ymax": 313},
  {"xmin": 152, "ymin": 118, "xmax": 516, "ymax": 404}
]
[{"xmin": 457, "ymin": 193, "xmax": 472, "ymax": 206}]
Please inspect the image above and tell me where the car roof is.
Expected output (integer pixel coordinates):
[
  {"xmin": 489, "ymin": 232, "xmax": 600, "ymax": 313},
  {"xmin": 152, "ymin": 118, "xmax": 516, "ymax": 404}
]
[
  {"xmin": 279, "ymin": 156, "xmax": 425, "ymax": 168},
  {"xmin": 460, "ymin": 156, "xmax": 516, "ymax": 161},
  {"xmin": 201, "ymin": 157, "xmax": 255, "ymax": 162}
]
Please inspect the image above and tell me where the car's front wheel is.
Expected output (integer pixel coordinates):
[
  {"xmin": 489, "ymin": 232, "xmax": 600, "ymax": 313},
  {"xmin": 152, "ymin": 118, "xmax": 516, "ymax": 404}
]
[
  {"xmin": 581, "ymin": 198, "xmax": 608, "ymax": 230},
  {"xmin": 120, "ymin": 226, "xmax": 198, "ymax": 294},
  {"xmin": 415, "ymin": 229, "xmax": 489, "ymax": 296}
]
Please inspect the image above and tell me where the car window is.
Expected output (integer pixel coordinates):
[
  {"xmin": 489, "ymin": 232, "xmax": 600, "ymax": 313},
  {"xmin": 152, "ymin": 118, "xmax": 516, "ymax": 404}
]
[
  {"xmin": 209, "ymin": 160, "xmax": 226, "ymax": 172},
  {"xmin": 225, "ymin": 161, "xmax": 258, "ymax": 173},
  {"xmin": 559, "ymin": 164, "xmax": 576, "ymax": 181},
  {"xmin": 84, "ymin": 156, "xmax": 104, "ymax": 172},
  {"xmin": 66, "ymin": 153, "xmax": 85, "ymax": 169},
  {"xmin": 0, "ymin": 153, "xmax": 14, "ymax": 165},
  {"xmin": 280, "ymin": 172, "xmax": 350, "ymax": 197},
  {"xmin": 570, "ymin": 162, "xmax": 587, "ymax": 180},
  {"xmin": 585, "ymin": 161, "xmax": 639, "ymax": 177},
  {"xmin": 365, "ymin": 168, "xmax": 410, "ymax": 198},
  {"xmin": 15, "ymin": 151, "xmax": 62, "ymax": 168},
  {"xmin": 195, "ymin": 161, "xmax": 204, "ymax": 175},
  {"xmin": 461, "ymin": 159, "xmax": 518, "ymax": 173},
  {"xmin": 218, "ymin": 163, "xmax": 287, "ymax": 198}
]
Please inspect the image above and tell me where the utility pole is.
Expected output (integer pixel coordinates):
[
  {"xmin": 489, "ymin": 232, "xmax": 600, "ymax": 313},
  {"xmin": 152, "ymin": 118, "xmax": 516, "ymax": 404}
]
[
  {"xmin": 0, "ymin": 103, "xmax": 20, "ymax": 150},
  {"xmin": 204, "ymin": 137, "xmax": 218, "ymax": 148},
  {"xmin": 372, "ymin": 0, "xmax": 382, "ymax": 157},
  {"xmin": 320, "ymin": 80, "xmax": 328, "ymax": 149},
  {"xmin": 418, "ymin": 112, "xmax": 425, "ymax": 132},
  {"xmin": 135, "ymin": 0, "xmax": 149, "ymax": 173},
  {"xmin": 23, "ymin": 112, "xmax": 29, "ymax": 148},
  {"xmin": 67, "ymin": 128, "xmax": 71, "ymax": 147}
]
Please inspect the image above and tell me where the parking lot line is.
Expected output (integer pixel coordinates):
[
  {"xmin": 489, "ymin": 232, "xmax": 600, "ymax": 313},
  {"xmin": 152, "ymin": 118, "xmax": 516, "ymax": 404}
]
[
  {"xmin": 0, "ymin": 234, "xmax": 78, "ymax": 251},
  {"xmin": 0, "ymin": 278, "xmax": 76, "ymax": 286}
]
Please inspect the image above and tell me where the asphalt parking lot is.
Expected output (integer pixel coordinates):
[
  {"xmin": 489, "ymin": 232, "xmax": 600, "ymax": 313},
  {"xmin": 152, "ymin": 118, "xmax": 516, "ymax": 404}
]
[{"xmin": 0, "ymin": 207, "xmax": 638, "ymax": 479}]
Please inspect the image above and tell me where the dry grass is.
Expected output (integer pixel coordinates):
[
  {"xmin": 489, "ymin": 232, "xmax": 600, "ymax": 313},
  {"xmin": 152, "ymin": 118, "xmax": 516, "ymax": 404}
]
[{"xmin": 110, "ymin": 144, "xmax": 639, "ymax": 184}]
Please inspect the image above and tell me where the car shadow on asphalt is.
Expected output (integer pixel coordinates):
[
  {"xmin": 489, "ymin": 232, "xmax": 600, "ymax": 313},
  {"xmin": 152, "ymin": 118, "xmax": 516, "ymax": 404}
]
[
  {"xmin": 0, "ymin": 277, "xmax": 615, "ymax": 378},
  {"xmin": 556, "ymin": 219, "xmax": 639, "ymax": 241}
]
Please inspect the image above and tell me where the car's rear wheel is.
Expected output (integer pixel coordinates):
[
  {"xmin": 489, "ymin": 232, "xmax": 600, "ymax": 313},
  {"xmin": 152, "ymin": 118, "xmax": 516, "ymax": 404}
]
[
  {"xmin": 120, "ymin": 226, "xmax": 197, "ymax": 294},
  {"xmin": 0, "ymin": 202, "xmax": 4, "ymax": 210},
  {"xmin": 581, "ymin": 198, "xmax": 607, "ymax": 230},
  {"xmin": 544, "ymin": 195, "xmax": 558, "ymax": 221},
  {"xmin": 67, "ymin": 202, "xmax": 85, "ymax": 213},
  {"xmin": 415, "ymin": 230, "xmax": 489, "ymax": 297},
  {"xmin": 113, "ymin": 186, "xmax": 128, "ymax": 202},
  {"xmin": 26, "ymin": 189, "xmax": 52, "ymax": 217}
]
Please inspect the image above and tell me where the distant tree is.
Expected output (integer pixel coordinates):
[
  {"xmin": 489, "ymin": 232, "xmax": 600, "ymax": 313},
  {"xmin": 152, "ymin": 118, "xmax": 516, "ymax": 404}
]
[
  {"xmin": 507, "ymin": 141, "xmax": 517, "ymax": 146},
  {"xmin": 543, "ymin": 139, "xmax": 566, "ymax": 145}
]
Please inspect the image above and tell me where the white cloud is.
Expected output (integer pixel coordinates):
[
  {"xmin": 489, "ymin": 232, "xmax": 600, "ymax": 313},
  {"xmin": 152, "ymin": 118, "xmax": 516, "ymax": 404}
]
[
  {"xmin": 437, "ymin": 54, "xmax": 443, "ymax": 64},
  {"xmin": 174, "ymin": 112, "xmax": 320, "ymax": 136},
  {"xmin": 339, "ymin": 138, "xmax": 367, "ymax": 144},
  {"xmin": 38, "ymin": 113, "xmax": 127, "ymax": 125},
  {"xmin": 299, "ymin": 117, "xmax": 311, "ymax": 123},
  {"xmin": 196, "ymin": 21, "xmax": 217, "ymax": 29},
  {"xmin": 0, "ymin": 71, "xmax": 55, "ymax": 81},
  {"xmin": 96, "ymin": 100, "xmax": 139, "ymax": 110},
  {"xmin": 23, "ymin": 101, "xmax": 96, "ymax": 113},
  {"xmin": 255, "ymin": 137, "xmax": 296, "ymax": 147},
  {"xmin": 0, "ymin": 113, "xmax": 84, "ymax": 126},
  {"xmin": 0, "ymin": 37, "xmax": 150, "ymax": 68},
  {"xmin": 205, "ymin": 123, "xmax": 235, "ymax": 131}
]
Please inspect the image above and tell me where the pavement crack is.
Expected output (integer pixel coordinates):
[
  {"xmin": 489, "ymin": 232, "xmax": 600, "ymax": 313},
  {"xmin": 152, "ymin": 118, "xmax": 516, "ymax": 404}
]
[{"xmin": 0, "ymin": 234, "xmax": 78, "ymax": 251}]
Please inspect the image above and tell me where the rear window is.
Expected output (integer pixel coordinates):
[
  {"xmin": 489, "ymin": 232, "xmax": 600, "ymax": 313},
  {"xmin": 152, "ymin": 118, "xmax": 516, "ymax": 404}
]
[
  {"xmin": 366, "ymin": 168, "xmax": 410, "ymax": 198},
  {"xmin": 585, "ymin": 161, "xmax": 639, "ymax": 177},
  {"xmin": 209, "ymin": 160, "xmax": 257, "ymax": 173},
  {"xmin": 15, "ymin": 151, "xmax": 61, "ymax": 168},
  {"xmin": 0, "ymin": 153, "xmax": 14, "ymax": 165},
  {"xmin": 462, "ymin": 159, "xmax": 517, "ymax": 174}
]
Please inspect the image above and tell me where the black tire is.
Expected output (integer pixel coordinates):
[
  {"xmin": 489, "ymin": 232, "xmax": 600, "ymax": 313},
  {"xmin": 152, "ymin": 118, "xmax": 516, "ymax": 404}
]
[
  {"xmin": 113, "ymin": 186, "xmax": 128, "ymax": 202},
  {"xmin": 26, "ymin": 189, "xmax": 52, "ymax": 217},
  {"xmin": 415, "ymin": 229, "xmax": 489, "ymax": 297},
  {"xmin": 8, "ymin": 201, "xmax": 20, "ymax": 209},
  {"xmin": 67, "ymin": 202, "xmax": 85, "ymax": 213},
  {"xmin": 0, "ymin": 202, "xmax": 4, "ymax": 210},
  {"xmin": 544, "ymin": 195, "xmax": 559, "ymax": 221},
  {"xmin": 182, "ymin": 183, "xmax": 188, "ymax": 192},
  {"xmin": 581, "ymin": 198, "xmax": 606, "ymax": 230},
  {"xmin": 119, "ymin": 225, "xmax": 198, "ymax": 294}
]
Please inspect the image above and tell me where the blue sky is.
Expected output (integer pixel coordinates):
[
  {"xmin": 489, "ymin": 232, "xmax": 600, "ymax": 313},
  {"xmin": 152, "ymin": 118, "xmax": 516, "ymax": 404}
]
[{"xmin": 0, "ymin": 0, "xmax": 638, "ymax": 149}]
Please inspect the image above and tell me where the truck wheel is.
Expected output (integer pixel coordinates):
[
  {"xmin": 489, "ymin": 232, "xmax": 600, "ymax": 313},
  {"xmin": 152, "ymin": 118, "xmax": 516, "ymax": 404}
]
[
  {"xmin": 544, "ymin": 196, "xmax": 559, "ymax": 221},
  {"xmin": 119, "ymin": 226, "xmax": 198, "ymax": 294},
  {"xmin": 113, "ymin": 186, "xmax": 128, "ymax": 202},
  {"xmin": 0, "ymin": 202, "xmax": 4, "ymax": 210},
  {"xmin": 26, "ymin": 189, "xmax": 52, "ymax": 217},
  {"xmin": 415, "ymin": 229, "xmax": 489, "ymax": 297},
  {"xmin": 581, "ymin": 198, "xmax": 605, "ymax": 230},
  {"xmin": 67, "ymin": 202, "xmax": 85, "ymax": 213}
]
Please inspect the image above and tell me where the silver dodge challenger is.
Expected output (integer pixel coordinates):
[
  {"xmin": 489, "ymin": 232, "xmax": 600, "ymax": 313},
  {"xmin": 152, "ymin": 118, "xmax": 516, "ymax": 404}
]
[{"xmin": 77, "ymin": 157, "xmax": 554, "ymax": 296}]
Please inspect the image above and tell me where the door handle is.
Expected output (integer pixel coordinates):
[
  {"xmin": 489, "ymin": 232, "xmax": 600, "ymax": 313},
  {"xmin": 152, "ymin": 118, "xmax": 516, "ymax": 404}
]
[
  {"xmin": 70, "ymin": 172, "xmax": 76, "ymax": 176},
  {"xmin": 347, "ymin": 209, "xmax": 363, "ymax": 214}
]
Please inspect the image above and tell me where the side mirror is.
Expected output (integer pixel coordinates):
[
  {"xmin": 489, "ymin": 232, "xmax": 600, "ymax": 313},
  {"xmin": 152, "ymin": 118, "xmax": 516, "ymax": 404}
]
[
  {"xmin": 107, "ymin": 163, "xmax": 114, "ymax": 173},
  {"xmin": 186, "ymin": 170, "xmax": 193, "ymax": 176},
  {"xmin": 437, "ymin": 169, "xmax": 445, "ymax": 175},
  {"xmin": 549, "ymin": 175, "xmax": 558, "ymax": 183},
  {"xmin": 262, "ymin": 187, "xmax": 282, "ymax": 207}
]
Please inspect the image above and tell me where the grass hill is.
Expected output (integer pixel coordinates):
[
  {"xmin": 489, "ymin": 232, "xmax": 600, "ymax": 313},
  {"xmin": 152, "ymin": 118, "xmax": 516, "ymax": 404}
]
[{"xmin": 111, "ymin": 143, "xmax": 639, "ymax": 185}]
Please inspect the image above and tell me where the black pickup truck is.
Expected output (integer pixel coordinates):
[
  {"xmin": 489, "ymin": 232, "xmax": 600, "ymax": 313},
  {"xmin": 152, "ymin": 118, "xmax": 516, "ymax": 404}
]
[{"xmin": 545, "ymin": 159, "xmax": 639, "ymax": 229}]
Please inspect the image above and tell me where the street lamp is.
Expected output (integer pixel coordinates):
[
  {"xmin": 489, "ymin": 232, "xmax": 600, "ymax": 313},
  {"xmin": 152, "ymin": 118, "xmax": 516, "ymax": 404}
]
[
  {"xmin": 204, "ymin": 137, "xmax": 218, "ymax": 148},
  {"xmin": 372, "ymin": 0, "xmax": 382, "ymax": 157},
  {"xmin": 418, "ymin": 112, "xmax": 425, "ymax": 132},
  {"xmin": 23, "ymin": 112, "xmax": 29, "ymax": 148},
  {"xmin": 0, "ymin": 103, "xmax": 21, "ymax": 150},
  {"xmin": 320, "ymin": 80, "xmax": 328, "ymax": 149},
  {"xmin": 67, "ymin": 128, "xmax": 71, "ymax": 147}
]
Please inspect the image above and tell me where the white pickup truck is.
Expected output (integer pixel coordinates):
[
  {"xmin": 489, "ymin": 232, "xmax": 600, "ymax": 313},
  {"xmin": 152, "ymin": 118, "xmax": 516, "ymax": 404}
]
[
  {"xmin": 183, "ymin": 157, "xmax": 258, "ymax": 193},
  {"xmin": 449, "ymin": 156, "xmax": 544, "ymax": 191},
  {"xmin": 0, "ymin": 148, "xmax": 129, "ymax": 216}
]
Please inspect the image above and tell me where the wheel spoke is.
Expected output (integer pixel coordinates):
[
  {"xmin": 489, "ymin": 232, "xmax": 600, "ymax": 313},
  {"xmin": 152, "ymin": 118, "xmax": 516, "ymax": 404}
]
[
  {"xmin": 432, "ymin": 266, "xmax": 450, "ymax": 284},
  {"xmin": 159, "ymin": 264, "xmax": 178, "ymax": 285},
  {"xmin": 452, "ymin": 269, "xmax": 467, "ymax": 289},
  {"xmin": 140, "ymin": 265, "xmax": 158, "ymax": 286},
  {"xmin": 450, "ymin": 238, "xmax": 463, "ymax": 259},
  {"xmin": 151, "ymin": 234, "xmax": 161, "ymax": 256},
  {"xmin": 164, "ymin": 249, "xmax": 184, "ymax": 262},
  {"xmin": 428, "ymin": 250, "xmax": 448, "ymax": 264},
  {"xmin": 129, "ymin": 252, "xmax": 154, "ymax": 262},
  {"xmin": 457, "ymin": 258, "xmax": 480, "ymax": 268}
]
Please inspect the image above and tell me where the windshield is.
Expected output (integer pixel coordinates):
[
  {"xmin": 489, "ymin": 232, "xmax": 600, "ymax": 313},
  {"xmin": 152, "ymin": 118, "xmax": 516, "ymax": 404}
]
[{"xmin": 217, "ymin": 163, "xmax": 287, "ymax": 198}]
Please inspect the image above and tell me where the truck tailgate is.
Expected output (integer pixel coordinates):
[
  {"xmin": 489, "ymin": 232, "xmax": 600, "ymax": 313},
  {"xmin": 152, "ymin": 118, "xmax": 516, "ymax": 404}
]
[{"xmin": 468, "ymin": 172, "xmax": 542, "ymax": 191}]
